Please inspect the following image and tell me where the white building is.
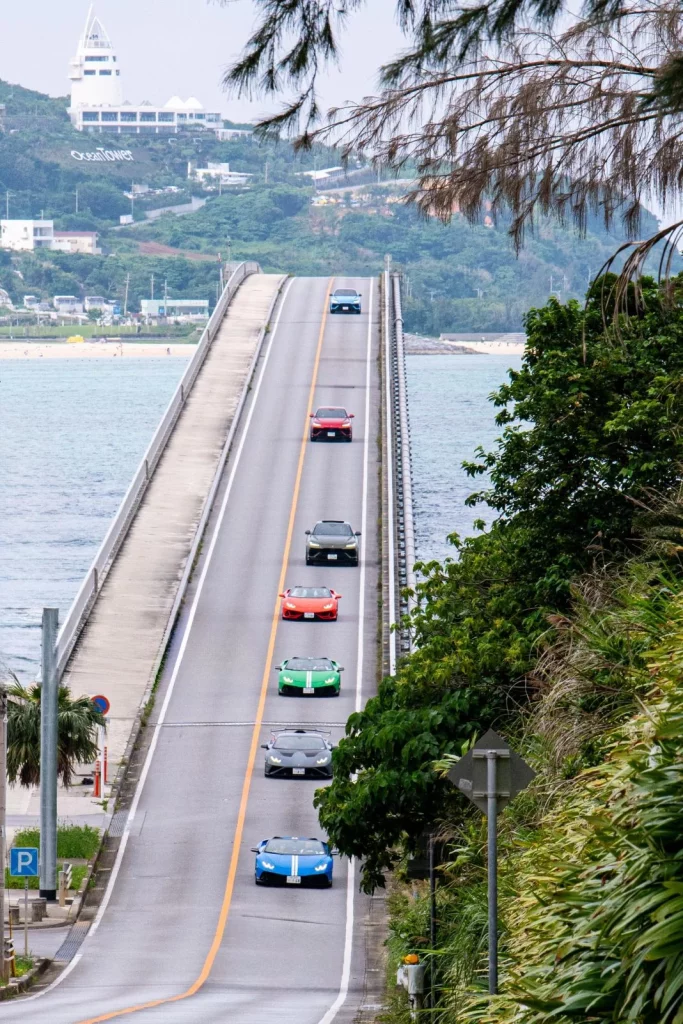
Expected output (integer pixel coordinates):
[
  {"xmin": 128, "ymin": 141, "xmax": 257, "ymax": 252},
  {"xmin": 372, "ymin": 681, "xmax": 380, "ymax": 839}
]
[
  {"xmin": 0, "ymin": 220, "xmax": 100, "ymax": 255},
  {"xmin": 0, "ymin": 219, "xmax": 54, "ymax": 251},
  {"xmin": 187, "ymin": 161, "xmax": 252, "ymax": 187},
  {"xmin": 140, "ymin": 298, "xmax": 209, "ymax": 320},
  {"xmin": 53, "ymin": 295, "xmax": 84, "ymax": 314},
  {"xmin": 68, "ymin": 8, "xmax": 224, "ymax": 134}
]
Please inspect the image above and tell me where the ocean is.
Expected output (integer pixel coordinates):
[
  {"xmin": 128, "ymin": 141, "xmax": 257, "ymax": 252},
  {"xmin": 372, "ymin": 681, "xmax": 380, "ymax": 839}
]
[
  {"xmin": 0, "ymin": 358, "xmax": 188, "ymax": 679},
  {"xmin": 0, "ymin": 352, "xmax": 521, "ymax": 678}
]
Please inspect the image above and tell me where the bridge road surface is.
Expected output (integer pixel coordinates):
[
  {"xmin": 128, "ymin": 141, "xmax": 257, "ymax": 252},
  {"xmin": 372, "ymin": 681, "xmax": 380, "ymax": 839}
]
[{"xmin": 5, "ymin": 276, "xmax": 381, "ymax": 1024}]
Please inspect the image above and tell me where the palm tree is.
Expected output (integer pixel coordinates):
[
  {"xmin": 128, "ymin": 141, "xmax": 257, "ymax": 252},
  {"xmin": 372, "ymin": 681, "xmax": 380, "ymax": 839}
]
[{"xmin": 6, "ymin": 678, "xmax": 105, "ymax": 788}]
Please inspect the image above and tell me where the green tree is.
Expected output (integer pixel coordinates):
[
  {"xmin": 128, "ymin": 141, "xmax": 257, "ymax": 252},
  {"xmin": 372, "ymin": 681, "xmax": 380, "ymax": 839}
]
[
  {"xmin": 7, "ymin": 681, "xmax": 105, "ymax": 788},
  {"xmin": 316, "ymin": 276, "xmax": 683, "ymax": 889}
]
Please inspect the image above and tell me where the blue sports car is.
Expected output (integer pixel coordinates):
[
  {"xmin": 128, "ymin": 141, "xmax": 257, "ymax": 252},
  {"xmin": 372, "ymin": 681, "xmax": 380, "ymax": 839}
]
[
  {"xmin": 330, "ymin": 287, "xmax": 362, "ymax": 314},
  {"xmin": 251, "ymin": 836, "xmax": 335, "ymax": 887}
]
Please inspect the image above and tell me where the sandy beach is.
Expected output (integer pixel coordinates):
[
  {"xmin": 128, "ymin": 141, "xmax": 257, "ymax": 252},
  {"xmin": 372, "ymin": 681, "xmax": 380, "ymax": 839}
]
[{"xmin": 0, "ymin": 341, "xmax": 196, "ymax": 359}]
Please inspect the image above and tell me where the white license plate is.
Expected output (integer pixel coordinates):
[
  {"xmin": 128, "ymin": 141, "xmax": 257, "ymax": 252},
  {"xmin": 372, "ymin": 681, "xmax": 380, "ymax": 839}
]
[
  {"xmin": 304, "ymin": 612, "xmax": 314, "ymax": 619},
  {"xmin": 293, "ymin": 767, "xmax": 305, "ymax": 775},
  {"xmin": 303, "ymin": 686, "xmax": 315, "ymax": 694},
  {"xmin": 286, "ymin": 876, "xmax": 302, "ymax": 884},
  {"xmin": 327, "ymin": 553, "xmax": 338, "ymax": 560},
  {"xmin": 327, "ymin": 431, "xmax": 336, "ymax": 437}
]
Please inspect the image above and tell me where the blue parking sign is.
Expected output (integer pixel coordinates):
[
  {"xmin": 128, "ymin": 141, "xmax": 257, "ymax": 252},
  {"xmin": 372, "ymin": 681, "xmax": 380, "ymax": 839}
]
[{"xmin": 9, "ymin": 847, "xmax": 39, "ymax": 877}]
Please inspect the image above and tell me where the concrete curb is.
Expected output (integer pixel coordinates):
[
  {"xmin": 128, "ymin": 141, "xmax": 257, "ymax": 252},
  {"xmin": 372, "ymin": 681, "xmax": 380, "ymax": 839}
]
[{"xmin": 0, "ymin": 958, "xmax": 48, "ymax": 1000}]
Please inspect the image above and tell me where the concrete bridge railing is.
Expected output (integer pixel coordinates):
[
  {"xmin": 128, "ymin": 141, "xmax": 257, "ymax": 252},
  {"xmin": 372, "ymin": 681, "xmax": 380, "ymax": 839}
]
[{"xmin": 55, "ymin": 261, "xmax": 260, "ymax": 679}]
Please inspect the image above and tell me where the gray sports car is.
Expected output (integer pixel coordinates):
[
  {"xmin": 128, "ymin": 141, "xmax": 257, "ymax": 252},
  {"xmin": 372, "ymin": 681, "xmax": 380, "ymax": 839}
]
[
  {"xmin": 305, "ymin": 520, "xmax": 360, "ymax": 566},
  {"xmin": 262, "ymin": 729, "xmax": 335, "ymax": 778}
]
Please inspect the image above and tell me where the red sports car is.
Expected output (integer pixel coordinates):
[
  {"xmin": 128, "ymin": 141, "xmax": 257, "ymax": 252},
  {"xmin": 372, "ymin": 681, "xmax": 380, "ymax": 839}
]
[
  {"xmin": 279, "ymin": 586, "xmax": 342, "ymax": 621},
  {"xmin": 309, "ymin": 407, "xmax": 354, "ymax": 442}
]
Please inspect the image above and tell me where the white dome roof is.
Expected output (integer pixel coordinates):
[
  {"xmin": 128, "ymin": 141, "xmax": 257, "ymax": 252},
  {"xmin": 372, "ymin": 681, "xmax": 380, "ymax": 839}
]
[
  {"xmin": 165, "ymin": 95, "xmax": 184, "ymax": 109},
  {"xmin": 184, "ymin": 97, "xmax": 204, "ymax": 111}
]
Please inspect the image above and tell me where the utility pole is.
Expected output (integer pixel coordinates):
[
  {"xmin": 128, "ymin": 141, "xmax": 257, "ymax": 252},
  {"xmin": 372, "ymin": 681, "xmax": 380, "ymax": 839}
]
[
  {"xmin": 123, "ymin": 272, "xmax": 130, "ymax": 317},
  {"xmin": 150, "ymin": 274, "xmax": 154, "ymax": 300},
  {"xmin": 39, "ymin": 608, "xmax": 59, "ymax": 901},
  {"xmin": 75, "ymin": 188, "xmax": 79, "ymax": 214},
  {"xmin": 0, "ymin": 684, "xmax": 7, "ymax": 982},
  {"xmin": 226, "ymin": 236, "xmax": 232, "ymax": 266}
]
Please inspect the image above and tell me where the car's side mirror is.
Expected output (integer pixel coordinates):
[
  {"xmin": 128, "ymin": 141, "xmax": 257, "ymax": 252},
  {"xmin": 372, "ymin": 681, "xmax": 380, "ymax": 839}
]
[
  {"xmin": 250, "ymin": 847, "xmax": 259, "ymax": 853},
  {"xmin": 274, "ymin": 664, "xmax": 282, "ymax": 671},
  {"xmin": 337, "ymin": 594, "xmax": 343, "ymax": 599},
  {"xmin": 349, "ymin": 413, "xmax": 355, "ymax": 418},
  {"xmin": 278, "ymin": 593, "xmax": 286, "ymax": 598},
  {"xmin": 305, "ymin": 529, "xmax": 311, "ymax": 535},
  {"xmin": 309, "ymin": 413, "xmax": 314, "ymax": 417},
  {"xmin": 330, "ymin": 849, "xmax": 339, "ymax": 856},
  {"xmin": 260, "ymin": 744, "xmax": 268, "ymax": 749},
  {"xmin": 338, "ymin": 667, "xmax": 345, "ymax": 672},
  {"xmin": 355, "ymin": 531, "xmax": 361, "ymax": 536}
]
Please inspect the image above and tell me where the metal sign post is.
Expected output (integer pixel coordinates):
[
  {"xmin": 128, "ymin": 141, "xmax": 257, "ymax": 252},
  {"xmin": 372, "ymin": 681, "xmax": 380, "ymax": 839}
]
[
  {"xmin": 40, "ymin": 608, "xmax": 59, "ymax": 901},
  {"xmin": 9, "ymin": 848, "xmax": 39, "ymax": 959},
  {"xmin": 447, "ymin": 730, "xmax": 535, "ymax": 995}
]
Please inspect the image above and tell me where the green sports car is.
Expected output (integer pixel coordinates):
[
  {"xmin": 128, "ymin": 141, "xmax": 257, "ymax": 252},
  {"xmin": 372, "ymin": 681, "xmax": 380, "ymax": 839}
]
[{"xmin": 276, "ymin": 657, "xmax": 343, "ymax": 696}]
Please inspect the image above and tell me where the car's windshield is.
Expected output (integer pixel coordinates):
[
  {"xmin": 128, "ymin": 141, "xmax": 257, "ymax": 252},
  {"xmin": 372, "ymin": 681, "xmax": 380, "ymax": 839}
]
[
  {"xmin": 290, "ymin": 587, "xmax": 332, "ymax": 599},
  {"xmin": 313, "ymin": 523, "xmax": 353, "ymax": 537},
  {"xmin": 315, "ymin": 408, "xmax": 347, "ymax": 419},
  {"xmin": 334, "ymin": 289, "xmax": 358, "ymax": 297},
  {"xmin": 264, "ymin": 838, "xmax": 326, "ymax": 855},
  {"xmin": 273, "ymin": 735, "xmax": 326, "ymax": 751},
  {"xmin": 285, "ymin": 658, "xmax": 334, "ymax": 671}
]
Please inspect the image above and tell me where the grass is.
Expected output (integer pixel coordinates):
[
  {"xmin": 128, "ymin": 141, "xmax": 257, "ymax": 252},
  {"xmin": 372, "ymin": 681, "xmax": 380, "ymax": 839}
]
[
  {"xmin": 0, "ymin": 957, "xmax": 35, "ymax": 985},
  {"xmin": 13, "ymin": 823, "xmax": 100, "ymax": 859},
  {"xmin": 5, "ymin": 864, "xmax": 88, "ymax": 891}
]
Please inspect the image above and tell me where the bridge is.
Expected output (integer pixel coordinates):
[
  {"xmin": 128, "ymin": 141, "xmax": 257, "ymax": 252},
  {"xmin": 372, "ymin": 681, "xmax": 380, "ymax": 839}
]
[{"xmin": 2, "ymin": 263, "xmax": 415, "ymax": 1023}]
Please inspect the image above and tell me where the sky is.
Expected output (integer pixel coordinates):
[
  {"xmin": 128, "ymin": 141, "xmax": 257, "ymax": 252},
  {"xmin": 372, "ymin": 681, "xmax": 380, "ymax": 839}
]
[{"xmin": 2, "ymin": 0, "xmax": 405, "ymax": 122}]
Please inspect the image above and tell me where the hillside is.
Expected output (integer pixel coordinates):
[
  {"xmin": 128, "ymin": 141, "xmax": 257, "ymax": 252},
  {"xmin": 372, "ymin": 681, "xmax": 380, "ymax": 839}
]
[{"xmin": 0, "ymin": 79, "xmax": 668, "ymax": 331}]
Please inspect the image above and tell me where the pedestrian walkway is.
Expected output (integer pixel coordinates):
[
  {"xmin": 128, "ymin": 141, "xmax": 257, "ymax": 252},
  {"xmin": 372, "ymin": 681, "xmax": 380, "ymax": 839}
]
[{"xmin": 51, "ymin": 274, "xmax": 284, "ymax": 799}]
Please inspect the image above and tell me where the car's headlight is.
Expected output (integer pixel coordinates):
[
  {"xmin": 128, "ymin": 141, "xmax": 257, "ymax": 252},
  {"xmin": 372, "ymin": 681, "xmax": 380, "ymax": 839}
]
[
  {"xmin": 269, "ymin": 756, "xmax": 282, "ymax": 764},
  {"xmin": 325, "ymin": 676, "xmax": 336, "ymax": 684},
  {"xmin": 314, "ymin": 863, "xmax": 328, "ymax": 872},
  {"xmin": 308, "ymin": 540, "xmax": 321, "ymax": 548},
  {"xmin": 316, "ymin": 756, "xmax": 330, "ymax": 765},
  {"xmin": 282, "ymin": 675, "xmax": 294, "ymax": 683},
  {"xmin": 322, "ymin": 603, "xmax": 334, "ymax": 610},
  {"xmin": 285, "ymin": 602, "xmax": 297, "ymax": 609},
  {"xmin": 261, "ymin": 860, "xmax": 275, "ymax": 870},
  {"xmin": 345, "ymin": 541, "xmax": 358, "ymax": 548},
  {"xmin": 312, "ymin": 420, "xmax": 321, "ymax": 426}
]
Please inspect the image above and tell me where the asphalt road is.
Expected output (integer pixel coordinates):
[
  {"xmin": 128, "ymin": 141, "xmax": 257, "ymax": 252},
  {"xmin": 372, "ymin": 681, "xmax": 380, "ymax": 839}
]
[{"xmin": 5, "ymin": 276, "xmax": 381, "ymax": 1023}]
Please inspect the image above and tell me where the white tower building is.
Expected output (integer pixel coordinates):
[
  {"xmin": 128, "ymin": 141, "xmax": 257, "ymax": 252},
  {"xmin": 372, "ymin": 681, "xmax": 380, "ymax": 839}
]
[{"xmin": 69, "ymin": 6, "xmax": 123, "ymax": 113}]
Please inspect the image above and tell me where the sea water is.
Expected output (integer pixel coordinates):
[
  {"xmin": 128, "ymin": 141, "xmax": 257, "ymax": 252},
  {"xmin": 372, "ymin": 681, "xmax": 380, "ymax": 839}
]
[
  {"xmin": 0, "ymin": 353, "xmax": 520, "ymax": 677},
  {"xmin": 0, "ymin": 358, "xmax": 188, "ymax": 679}
]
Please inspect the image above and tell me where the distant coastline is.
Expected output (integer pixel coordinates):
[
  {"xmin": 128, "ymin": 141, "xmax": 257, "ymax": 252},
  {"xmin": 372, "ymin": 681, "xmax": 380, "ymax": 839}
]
[{"xmin": 406, "ymin": 332, "xmax": 526, "ymax": 356}]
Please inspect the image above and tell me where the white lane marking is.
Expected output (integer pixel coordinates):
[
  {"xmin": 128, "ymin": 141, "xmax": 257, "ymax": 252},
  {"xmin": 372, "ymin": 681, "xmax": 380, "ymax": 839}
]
[
  {"xmin": 317, "ymin": 277, "xmax": 374, "ymax": 1024},
  {"xmin": 12, "ymin": 277, "xmax": 297, "ymax": 1009}
]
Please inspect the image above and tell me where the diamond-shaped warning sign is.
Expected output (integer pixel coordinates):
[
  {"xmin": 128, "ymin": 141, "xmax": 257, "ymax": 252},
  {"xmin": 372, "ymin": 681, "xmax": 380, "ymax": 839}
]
[{"xmin": 447, "ymin": 729, "xmax": 535, "ymax": 815}]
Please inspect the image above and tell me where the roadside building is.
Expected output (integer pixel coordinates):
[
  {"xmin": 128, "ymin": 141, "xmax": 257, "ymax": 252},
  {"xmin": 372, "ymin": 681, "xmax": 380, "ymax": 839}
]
[
  {"xmin": 84, "ymin": 295, "xmax": 115, "ymax": 312},
  {"xmin": 187, "ymin": 161, "xmax": 252, "ymax": 188},
  {"xmin": 52, "ymin": 231, "xmax": 101, "ymax": 255},
  {"xmin": 0, "ymin": 219, "xmax": 55, "ymax": 251},
  {"xmin": 140, "ymin": 298, "xmax": 209, "ymax": 320},
  {"xmin": 53, "ymin": 295, "xmax": 85, "ymax": 314}
]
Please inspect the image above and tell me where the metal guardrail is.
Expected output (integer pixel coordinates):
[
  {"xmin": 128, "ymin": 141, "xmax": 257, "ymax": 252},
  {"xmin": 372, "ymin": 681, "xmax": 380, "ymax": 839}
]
[
  {"xmin": 383, "ymin": 270, "xmax": 398, "ymax": 675},
  {"xmin": 387, "ymin": 271, "xmax": 417, "ymax": 656},
  {"xmin": 54, "ymin": 261, "xmax": 261, "ymax": 679}
]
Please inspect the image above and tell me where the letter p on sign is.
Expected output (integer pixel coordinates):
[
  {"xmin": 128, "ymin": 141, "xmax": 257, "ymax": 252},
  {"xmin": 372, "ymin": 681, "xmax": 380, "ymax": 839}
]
[{"xmin": 9, "ymin": 848, "xmax": 39, "ymax": 877}]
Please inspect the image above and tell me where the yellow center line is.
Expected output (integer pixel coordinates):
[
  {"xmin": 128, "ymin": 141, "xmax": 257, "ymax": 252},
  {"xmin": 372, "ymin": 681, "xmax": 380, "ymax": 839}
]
[{"xmin": 78, "ymin": 278, "xmax": 334, "ymax": 1024}]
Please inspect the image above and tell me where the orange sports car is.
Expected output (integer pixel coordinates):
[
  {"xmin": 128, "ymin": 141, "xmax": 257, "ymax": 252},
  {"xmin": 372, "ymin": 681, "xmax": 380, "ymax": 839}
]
[{"xmin": 279, "ymin": 586, "xmax": 342, "ymax": 621}]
